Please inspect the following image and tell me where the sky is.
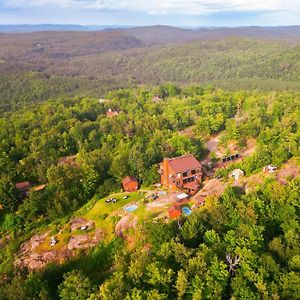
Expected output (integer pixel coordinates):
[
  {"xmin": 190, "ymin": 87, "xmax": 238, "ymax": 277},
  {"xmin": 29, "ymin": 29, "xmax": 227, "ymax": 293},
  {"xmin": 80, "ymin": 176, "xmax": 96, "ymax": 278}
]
[{"xmin": 0, "ymin": 0, "xmax": 300, "ymax": 26}]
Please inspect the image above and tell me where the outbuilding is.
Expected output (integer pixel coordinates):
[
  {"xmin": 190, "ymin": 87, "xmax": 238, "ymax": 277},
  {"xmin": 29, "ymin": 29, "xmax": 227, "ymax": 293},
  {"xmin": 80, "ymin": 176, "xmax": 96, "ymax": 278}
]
[
  {"xmin": 230, "ymin": 169, "xmax": 244, "ymax": 181},
  {"xmin": 168, "ymin": 206, "xmax": 182, "ymax": 219},
  {"xmin": 122, "ymin": 176, "xmax": 139, "ymax": 192}
]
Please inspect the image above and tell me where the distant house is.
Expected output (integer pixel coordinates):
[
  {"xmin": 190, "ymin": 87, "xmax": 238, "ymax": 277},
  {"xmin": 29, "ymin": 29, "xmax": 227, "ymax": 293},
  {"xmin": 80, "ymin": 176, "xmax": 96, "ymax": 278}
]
[
  {"xmin": 122, "ymin": 176, "xmax": 139, "ymax": 192},
  {"xmin": 15, "ymin": 181, "xmax": 31, "ymax": 197},
  {"xmin": 168, "ymin": 206, "xmax": 182, "ymax": 219},
  {"xmin": 106, "ymin": 108, "xmax": 119, "ymax": 117},
  {"xmin": 31, "ymin": 184, "xmax": 47, "ymax": 192},
  {"xmin": 230, "ymin": 169, "xmax": 244, "ymax": 181},
  {"xmin": 159, "ymin": 154, "xmax": 202, "ymax": 194},
  {"xmin": 152, "ymin": 96, "xmax": 163, "ymax": 103}
]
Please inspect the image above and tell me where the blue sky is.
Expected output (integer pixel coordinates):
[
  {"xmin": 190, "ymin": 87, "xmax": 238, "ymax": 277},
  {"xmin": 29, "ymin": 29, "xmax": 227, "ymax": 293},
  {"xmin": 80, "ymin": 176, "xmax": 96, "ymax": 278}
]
[{"xmin": 0, "ymin": 0, "xmax": 299, "ymax": 26}]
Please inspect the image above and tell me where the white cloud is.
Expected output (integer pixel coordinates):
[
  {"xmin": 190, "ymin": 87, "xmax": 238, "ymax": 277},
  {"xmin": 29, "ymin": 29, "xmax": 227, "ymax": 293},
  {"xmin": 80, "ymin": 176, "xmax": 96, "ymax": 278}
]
[{"xmin": 3, "ymin": 0, "xmax": 300, "ymax": 16}]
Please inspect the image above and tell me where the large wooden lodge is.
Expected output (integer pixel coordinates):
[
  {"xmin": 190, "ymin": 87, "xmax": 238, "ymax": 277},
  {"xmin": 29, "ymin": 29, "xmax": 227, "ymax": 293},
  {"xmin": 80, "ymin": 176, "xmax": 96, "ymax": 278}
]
[{"xmin": 159, "ymin": 154, "xmax": 202, "ymax": 194}]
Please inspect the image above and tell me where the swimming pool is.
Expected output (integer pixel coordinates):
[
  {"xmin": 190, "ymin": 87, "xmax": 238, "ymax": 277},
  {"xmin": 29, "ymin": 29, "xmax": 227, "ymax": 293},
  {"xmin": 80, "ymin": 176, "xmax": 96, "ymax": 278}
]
[
  {"xmin": 182, "ymin": 207, "xmax": 192, "ymax": 216},
  {"xmin": 124, "ymin": 204, "xmax": 138, "ymax": 212}
]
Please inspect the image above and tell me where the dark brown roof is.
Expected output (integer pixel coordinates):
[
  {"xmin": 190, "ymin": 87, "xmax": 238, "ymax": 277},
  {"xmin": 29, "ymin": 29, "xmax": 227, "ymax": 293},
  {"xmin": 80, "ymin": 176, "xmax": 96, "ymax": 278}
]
[
  {"xmin": 122, "ymin": 176, "xmax": 138, "ymax": 185},
  {"xmin": 167, "ymin": 154, "xmax": 201, "ymax": 173},
  {"xmin": 15, "ymin": 181, "xmax": 31, "ymax": 191}
]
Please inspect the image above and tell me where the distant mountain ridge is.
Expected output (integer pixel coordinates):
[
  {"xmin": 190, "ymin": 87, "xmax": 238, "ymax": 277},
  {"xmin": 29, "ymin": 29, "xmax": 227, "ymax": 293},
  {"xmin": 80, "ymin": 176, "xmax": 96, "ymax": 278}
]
[
  {"xmin": 0, "ymin": 24, "xmax": 88, "ymax": 32},
  {"xmin": 1, "ymin": 24, "xmax": 300, "ymax": 46},
  {"xmin": 0, "ymin": 24, "xmax": 136, "ymax": 32}
]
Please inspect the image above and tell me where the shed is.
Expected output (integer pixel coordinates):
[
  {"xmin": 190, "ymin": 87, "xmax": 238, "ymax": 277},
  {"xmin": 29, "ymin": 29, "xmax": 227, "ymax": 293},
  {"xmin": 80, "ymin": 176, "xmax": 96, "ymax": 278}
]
[
  {"xmin": 177, "ymin": 193, "xmax": 189, "ymax": 201},
  {"xmin": 15, "ymin": 181, "xmax": 31, "ymax": 197},
  {"xmin": 231, "ymin": 169, "xmax": 244, "ymax": 181},
  {"xmin": 106, "ymin": 108, "xmax": 119, "ymax": 117},
  {"xmin": 122, "ymin": 176, "xmax": 139, "ymax": 192},
  {"xmin": 168, "ymin": 206, "xmax": 181, "ymax": 219},
  {"xmin": 15, "ymin": 181, "xmax": 31, "ymax": 193}
]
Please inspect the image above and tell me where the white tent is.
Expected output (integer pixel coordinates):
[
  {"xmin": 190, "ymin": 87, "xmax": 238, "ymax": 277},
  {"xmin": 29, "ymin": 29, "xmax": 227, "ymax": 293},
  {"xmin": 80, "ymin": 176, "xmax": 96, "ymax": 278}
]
[{"xmin": 177, "ymin": 193, "xmax": 189, "ymax": 200}]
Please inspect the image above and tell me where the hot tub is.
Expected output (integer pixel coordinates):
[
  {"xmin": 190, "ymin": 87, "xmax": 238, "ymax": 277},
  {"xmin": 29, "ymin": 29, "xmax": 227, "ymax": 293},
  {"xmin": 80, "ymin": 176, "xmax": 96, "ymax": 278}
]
[{"xmin": 182, "ymin": 206, "xmax": 192, "ymax": 216}]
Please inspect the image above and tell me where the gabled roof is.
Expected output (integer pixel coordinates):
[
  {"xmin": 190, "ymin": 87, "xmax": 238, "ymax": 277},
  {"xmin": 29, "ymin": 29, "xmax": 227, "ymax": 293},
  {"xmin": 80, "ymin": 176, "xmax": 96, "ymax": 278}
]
[
  {"xmin": 15, "ymin": 181, "xmax": 31, "ymax": 191},
  {"xmin": 122, "ymin": 176, "xmax": 138, "ymax": 185},
  {"xmin": 177, "ymin": 193, "xmax": 189, "ymax": 200},
  {"xmin": 167, "ymin": 154, "xmax": 201, "ymax": 173}
]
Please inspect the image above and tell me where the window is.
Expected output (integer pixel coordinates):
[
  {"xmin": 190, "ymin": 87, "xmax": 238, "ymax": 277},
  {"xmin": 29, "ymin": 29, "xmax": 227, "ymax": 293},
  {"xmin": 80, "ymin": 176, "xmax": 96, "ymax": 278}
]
[
  {"xmin": 183, "ymin": 172, "xmax": 188, "ymax": 177},
  {"xmin": 191, "ymin": 169, "xmax": 196, "ymax": 175}
]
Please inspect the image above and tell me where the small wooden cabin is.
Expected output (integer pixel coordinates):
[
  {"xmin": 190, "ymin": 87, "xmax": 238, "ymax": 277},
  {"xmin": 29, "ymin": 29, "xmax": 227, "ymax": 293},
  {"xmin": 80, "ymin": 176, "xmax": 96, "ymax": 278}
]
[
  {"xmin": 122, "ymin": 176, "xmax": 139, "ymax": 192},
  {"xmin": 15, "ymin": 181, "xmax": 31, "ymax": 198},
  {"xmin": 168, "ymin": 206, "xmax": 182, "ymax": 219}
]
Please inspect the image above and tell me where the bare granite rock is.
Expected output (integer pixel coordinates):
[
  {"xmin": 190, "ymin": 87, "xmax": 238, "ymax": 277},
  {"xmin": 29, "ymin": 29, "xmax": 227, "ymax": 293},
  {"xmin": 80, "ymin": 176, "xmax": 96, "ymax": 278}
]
[
  {"xmin": 70, "ymin": 218, "xmax": 95, "ymax": 232},
  {"xmin": 15, "ymin": 217, "xmax": 103, "ymax": 270},
  {"xmin": 115, "ymin": 215, "xmax": 138, "ymax": 237},
  {"xmin": 15, "ymin": 249, "xmax": 72, "ymax": 270},
  {"xmin": 67, "ymin": 229, "xmax": 104, "ymax": 250}
]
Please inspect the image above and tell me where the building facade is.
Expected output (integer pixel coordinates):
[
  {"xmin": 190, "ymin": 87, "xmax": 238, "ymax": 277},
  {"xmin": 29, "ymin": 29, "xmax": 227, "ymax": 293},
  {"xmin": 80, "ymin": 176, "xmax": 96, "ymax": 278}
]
[{"xmin": 159, "ymin": 154, "xmax": 202, "ymax": 194}]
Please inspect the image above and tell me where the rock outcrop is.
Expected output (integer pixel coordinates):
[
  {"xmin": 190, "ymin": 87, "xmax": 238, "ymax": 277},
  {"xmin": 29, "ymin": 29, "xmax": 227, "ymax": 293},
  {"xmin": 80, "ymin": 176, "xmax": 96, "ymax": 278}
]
[
  {"xmin": 70, "ymin": 218, "xmax": 95, "ymax": 232},
  {"xmin": 115, "ymin": 214, "xmax": 138, "ymax": 238},
  {"xmin": 15, "ymin": 220, "xmax": 103, "ymax": 270}
]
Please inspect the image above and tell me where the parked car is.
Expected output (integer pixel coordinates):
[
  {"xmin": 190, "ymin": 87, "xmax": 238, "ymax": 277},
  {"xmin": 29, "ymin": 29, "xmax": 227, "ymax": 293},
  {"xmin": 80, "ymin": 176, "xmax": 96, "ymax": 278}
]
[
  {"xmin": 81, "ymin": 226, "xmax": 88, "ymax": 230},
  {"xmin": 50, "ymin": 237, "xmax": 58, "ymax": 246},
  {"xmin": 123, "ymin": 195, "xmax": 129, "ymax": 199},
  {"xmin": 151, "ymin": 194, "xmax": 159, "ymax": 200}
]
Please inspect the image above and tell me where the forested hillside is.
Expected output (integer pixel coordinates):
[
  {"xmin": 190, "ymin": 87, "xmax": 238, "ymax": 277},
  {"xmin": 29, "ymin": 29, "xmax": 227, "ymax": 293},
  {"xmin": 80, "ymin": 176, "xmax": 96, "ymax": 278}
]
[
  {"xmin": 0, "ymin": 25, "xmax": 299, "ymax": 299},
  {"xmin": 0, "ymin": 85, "xmax": 299, "ymax": 299},
  {"xmin": 1, "ymin": 27, "xmax": 300, "ymax": 117}
]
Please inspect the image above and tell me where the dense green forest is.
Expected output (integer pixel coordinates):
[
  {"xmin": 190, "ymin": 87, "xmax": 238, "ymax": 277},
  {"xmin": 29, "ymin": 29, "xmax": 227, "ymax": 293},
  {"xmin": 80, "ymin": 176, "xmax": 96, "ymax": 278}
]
[
  {"xmin": 0, "ymin": 83, "xmax": 299, "ymax": 299},
  {"xmin": 1, "ymin": 31, "xmax": 300, "ymax": 109}
]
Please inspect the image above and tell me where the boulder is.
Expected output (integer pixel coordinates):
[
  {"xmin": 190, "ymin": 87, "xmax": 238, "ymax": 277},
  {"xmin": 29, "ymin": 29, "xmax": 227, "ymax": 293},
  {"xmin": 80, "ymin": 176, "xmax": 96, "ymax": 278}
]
[
  {"xmin": 70, "ymin": 218, "xmax": 95, "ymax": 232},
  {"xmin": 68, "ymin": 235, "xmax": 90, "ymax": 250},
  {"xmin": 115, "ymin": 215, "xmax": 138, "ymax": 237}
]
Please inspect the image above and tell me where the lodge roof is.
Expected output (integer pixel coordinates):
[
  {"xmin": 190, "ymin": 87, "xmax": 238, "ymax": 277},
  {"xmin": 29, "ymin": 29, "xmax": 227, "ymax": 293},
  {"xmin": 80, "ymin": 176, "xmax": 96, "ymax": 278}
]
[{"xmin": 167, "ymin": 154, "xmax": 201, "ymax": 173}]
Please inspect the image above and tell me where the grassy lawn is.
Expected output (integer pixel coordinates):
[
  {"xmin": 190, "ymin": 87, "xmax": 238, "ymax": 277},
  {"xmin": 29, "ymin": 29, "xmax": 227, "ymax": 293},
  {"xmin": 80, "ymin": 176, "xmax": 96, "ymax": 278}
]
[
  {"xmin": 33, "ymin": 190, "xmax": 173, "ymax": 251},
  {"xmin": 83, "ymin": 191, "xmax": 147, "ymax": 238}
]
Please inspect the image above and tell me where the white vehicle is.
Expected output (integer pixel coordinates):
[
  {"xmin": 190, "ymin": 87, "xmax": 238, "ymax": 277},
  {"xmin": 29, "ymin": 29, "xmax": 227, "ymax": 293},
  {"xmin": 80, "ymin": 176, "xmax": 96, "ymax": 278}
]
[
  {"xmin": 50, "ymin": 237, "xmax": 58, "ymax": 246},
  {"xmin": 264, "ymin": 165, "xmax": 277, "ymax": 173},
  {"xmin": 80, "ymin": 226, "xmax": 88, "ymax": 230}
]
